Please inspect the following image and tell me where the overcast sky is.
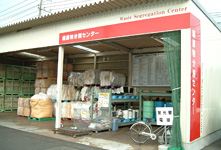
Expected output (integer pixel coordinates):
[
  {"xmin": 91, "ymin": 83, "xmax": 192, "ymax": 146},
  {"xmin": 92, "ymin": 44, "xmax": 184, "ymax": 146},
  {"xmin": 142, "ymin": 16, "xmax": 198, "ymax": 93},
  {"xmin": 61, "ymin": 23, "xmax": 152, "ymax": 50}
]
[{"xmin": 0, "ymin": 0, "xmax": 220, "ymax": 27}]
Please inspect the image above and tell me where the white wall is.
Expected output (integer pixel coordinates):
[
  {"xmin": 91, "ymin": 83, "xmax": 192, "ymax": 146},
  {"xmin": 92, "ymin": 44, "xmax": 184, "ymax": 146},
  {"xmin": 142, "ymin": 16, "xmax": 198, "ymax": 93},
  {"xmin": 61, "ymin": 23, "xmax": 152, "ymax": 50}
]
[
  {"xmin": 180, "ymin": 28, "xmax": 191, "ymax": 143},
  {"xmin": 0, "ymin": 0, "xmax": 189, "ymax": 53},
  {"xmin": 190, "ymin": 2, "xmax": 221, "ymax": 138}
]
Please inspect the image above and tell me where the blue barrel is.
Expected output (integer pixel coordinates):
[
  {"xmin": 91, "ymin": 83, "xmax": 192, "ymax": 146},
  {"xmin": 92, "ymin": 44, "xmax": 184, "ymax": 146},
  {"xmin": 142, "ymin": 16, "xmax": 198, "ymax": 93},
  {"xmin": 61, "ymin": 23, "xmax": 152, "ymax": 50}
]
[
  {"xmin": 155, "ymin": 101, "xmax": 165, "ymax": 107},
  {"xmin": 166, "ymin": 102, "xmax": 173, "ymax": 107},
  {"xmin": 154, "ymin": 101, "xmax": 165, "ymax": 119},
  {"xmin": 112, "ymin": 118, "xmax": 119, "ymax": 131}
]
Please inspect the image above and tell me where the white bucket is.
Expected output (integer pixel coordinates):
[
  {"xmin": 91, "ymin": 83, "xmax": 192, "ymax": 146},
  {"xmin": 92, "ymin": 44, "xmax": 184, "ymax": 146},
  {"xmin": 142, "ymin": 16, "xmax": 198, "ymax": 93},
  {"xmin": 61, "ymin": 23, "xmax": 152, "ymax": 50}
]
[
  {"xmin": 123, "ymin": 110, "xmax": 129, "ymax": 119},
  {"xmin": 132, "ymin": 110, "xmax": 136, "ymax": 118},
  {"xmin": 128, "ymin": 109, "xmax": 133, "ymax": 119},
  {"xmin": 134, "ymin": 110, "xmax": 139, "ymax": 118},
  {"xmin": 117, "ymin": 109, "xmax": 123, "ymax": 117}
]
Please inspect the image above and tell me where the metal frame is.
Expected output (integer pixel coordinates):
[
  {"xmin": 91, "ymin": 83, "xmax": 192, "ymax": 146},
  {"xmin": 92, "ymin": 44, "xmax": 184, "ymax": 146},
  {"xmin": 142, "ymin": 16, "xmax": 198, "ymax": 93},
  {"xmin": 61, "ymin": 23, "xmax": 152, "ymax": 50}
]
[{"xmin": 139, "ymin": 90, "xmax": 172, "ymax": 121}]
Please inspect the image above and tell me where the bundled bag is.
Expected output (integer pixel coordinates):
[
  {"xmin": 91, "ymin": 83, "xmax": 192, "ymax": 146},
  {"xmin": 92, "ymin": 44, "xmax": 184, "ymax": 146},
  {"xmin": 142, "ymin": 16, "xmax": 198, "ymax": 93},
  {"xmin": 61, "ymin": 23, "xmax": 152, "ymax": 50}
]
[
  {"xmin": 30, "ymin": 93, "xmax": 53, "ymax": 118},
  {"xmin": 84, "ymin": 69, "xmax": 100, "ymax": 85}
]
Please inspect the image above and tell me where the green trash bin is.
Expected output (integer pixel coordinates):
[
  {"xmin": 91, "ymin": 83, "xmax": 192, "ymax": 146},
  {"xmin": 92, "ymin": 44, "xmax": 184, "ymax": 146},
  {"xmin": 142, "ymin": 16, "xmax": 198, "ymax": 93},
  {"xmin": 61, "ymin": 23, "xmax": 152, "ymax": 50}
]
[{"xmin": 143, "ymin": 101, "xmax": 155, "ymax": 118}]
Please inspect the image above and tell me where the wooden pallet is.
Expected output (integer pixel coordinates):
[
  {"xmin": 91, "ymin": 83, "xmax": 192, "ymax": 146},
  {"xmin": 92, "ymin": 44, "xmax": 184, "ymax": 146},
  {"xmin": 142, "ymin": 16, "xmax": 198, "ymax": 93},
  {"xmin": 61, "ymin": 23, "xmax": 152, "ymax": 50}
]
[
  {"xmin": 28, "ymin": 117, "xmax": 56, "ymax": 121},
  {"xmin": 18, "ymin": 115, "xmax": 28, "ymax": 118},
  {"xmin": 36, "ymin": 77, "xmax": 57, "ymax": 80},
  {"xmin": 52, "ymin": 128, "xmax": 92, "ymax": 138},
  {"xmin": 61, "ymin": 118, "xmax": 74, "ymax": 121}
]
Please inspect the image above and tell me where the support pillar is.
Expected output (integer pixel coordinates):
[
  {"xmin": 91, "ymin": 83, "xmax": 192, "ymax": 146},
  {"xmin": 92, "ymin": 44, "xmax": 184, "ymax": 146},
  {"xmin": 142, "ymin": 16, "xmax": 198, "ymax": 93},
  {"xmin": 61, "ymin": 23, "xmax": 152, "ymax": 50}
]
[{"xmin": 55, "ymin": 46, "xmax": 64, "ymax": 129}]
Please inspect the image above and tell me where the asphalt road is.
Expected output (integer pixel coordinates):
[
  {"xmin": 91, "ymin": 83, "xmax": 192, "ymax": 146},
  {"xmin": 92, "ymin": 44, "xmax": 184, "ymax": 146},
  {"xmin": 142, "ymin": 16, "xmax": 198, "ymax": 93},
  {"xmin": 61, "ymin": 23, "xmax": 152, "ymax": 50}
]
[{"xmin": 0, "ymin": 125, "xmax": 103, "ymax": 150}]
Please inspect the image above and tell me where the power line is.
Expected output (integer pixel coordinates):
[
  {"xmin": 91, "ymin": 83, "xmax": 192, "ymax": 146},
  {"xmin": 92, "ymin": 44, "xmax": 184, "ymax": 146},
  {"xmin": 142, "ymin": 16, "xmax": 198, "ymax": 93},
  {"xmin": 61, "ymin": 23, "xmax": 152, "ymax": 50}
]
[
  {"xmin": 43, "ymin": 0, "xmax": 89, "ymax": 6},
  {"xmin": 43, "ymin": 0, "xmax": 96, "ymax": 8},
  {"xmin": 1, "ymin": 10, "xmax": 39, "ymax": 27},
  {"xmin": 0, "ymin": 0, "xmax": 24, "ymax": 7},
  {"xmin": 0, "ymin": 5, "xmax": 38, "ymax": 21},
  {"xmin": 0, "ymin": 0, "xmax": 39, "ymax": 17},
  {"xmin": 0, "ymin": 0, "xmax": 27, "ymax": 13}
]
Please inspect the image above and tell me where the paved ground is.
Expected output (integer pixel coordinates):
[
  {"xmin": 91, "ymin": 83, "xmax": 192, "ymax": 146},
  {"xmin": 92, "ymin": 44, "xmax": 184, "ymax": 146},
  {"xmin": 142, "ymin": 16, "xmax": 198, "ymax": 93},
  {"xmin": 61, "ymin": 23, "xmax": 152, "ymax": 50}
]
[
  {"xmin": 0, "ymin": 112, "xmax": 158, "ymax": 150},
  {"xmin": 0, "ymin": 125, "xmax": 103, "ymax": 150},
  {"xmin": 0, "ymin": 112, "xmax": 220, "ymax": 150},
  {"xmin": 202, "ymin": 139, "xmax": 221, "ymax": 150}
]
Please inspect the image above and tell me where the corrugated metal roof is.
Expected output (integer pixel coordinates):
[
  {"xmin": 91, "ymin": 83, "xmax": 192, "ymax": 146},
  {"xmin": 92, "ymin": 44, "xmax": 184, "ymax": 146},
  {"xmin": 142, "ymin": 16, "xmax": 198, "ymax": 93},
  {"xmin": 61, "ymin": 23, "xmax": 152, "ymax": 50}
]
[{"xmin": 0, "ymin": 0, "xmax": 159, "ymax": 35}]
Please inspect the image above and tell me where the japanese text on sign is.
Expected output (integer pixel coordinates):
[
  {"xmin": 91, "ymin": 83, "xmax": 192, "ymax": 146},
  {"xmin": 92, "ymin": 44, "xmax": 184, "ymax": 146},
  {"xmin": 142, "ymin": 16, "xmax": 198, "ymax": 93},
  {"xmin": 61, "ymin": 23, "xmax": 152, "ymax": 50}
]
[
  {"xmin": 62, "ymin": 31, "xmax": 99, "ymax": 41},
  {"xmin": 98, "ymin": 93, "xmax": 110, "ymax": 108},
  {"xmin": 190, "ymin": 14, "xmax": 201, "ymax": 142}
]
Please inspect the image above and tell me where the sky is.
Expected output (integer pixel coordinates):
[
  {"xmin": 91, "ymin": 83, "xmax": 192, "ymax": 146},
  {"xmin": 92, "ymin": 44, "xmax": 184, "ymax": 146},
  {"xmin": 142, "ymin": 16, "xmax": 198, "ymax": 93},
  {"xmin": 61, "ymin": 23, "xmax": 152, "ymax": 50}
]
[{"xmin": 0, "ymin": 0, "xmax": 220, "ymax": 28}]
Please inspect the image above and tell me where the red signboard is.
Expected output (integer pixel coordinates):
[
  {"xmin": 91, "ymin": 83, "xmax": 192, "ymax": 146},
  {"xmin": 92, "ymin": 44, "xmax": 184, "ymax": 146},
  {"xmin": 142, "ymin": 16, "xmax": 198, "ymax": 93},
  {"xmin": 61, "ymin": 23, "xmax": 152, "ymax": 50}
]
[
  {"xmin": 190, "ymin": 14, "xmax": 201, "ymax": 141},
  {"xmin": 59, "ymin": 13, "xmax": 191, "ymax": 44}
]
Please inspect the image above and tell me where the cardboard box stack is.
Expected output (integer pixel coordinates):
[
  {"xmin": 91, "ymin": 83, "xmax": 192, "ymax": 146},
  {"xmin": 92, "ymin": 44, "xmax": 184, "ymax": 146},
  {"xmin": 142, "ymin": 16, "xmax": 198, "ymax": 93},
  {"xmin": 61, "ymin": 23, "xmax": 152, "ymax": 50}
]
[
  {"xmin": 35, "ymin": 79, "xmax": 56, "ymax": 94},
  {"xmin": 17, "ymin": 98, "xmax": 24, "ymax": 116},
  {"xmin": 17, "ymin": 98, "xmax": 31, "ymax": 117},
  {"xmin": 36, "ymin": 61, "xmax": 57, "ymax": 79},
  {"xmin": 35, "ymin": 61, "xmax": 73, "ymax": 94}
]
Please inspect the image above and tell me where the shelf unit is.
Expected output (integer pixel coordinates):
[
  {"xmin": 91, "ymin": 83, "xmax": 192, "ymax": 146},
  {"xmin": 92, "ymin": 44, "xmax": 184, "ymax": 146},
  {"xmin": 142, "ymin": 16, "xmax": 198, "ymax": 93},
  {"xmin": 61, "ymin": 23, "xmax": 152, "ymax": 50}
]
[
  {"xmin": 90, "ymin": 88, "xmax": 141, "ymax": 131},
  {"xmin": 109, "ymin": 90, "xmax": 141, "ymax": 126},
  {"xmin": 139, "ymin": 90, "xmax": 172, "ymax": 121}
]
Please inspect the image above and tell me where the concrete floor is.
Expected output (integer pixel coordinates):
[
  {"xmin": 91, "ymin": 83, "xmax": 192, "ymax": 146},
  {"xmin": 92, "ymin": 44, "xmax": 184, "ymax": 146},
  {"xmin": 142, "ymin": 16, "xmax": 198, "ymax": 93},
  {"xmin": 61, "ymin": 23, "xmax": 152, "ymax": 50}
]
[
  {"xmin": 1, "ymin": 112, "xmax": 220, "ymax": 150},
  {"xmin": 0, "ymin": 126, "xmax": 103, "ymax": 150},
  {"xmin": 0, "ymin": 112, "xmax": 159, "ymax": 150}
]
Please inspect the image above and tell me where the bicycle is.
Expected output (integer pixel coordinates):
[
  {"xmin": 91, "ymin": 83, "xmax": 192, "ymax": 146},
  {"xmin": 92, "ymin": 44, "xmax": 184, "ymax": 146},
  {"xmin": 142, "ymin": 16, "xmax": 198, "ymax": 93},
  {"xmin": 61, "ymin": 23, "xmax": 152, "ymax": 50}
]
[{"xmin": 130, "ymin": 120, "xmax": 171, "ymax": 144}]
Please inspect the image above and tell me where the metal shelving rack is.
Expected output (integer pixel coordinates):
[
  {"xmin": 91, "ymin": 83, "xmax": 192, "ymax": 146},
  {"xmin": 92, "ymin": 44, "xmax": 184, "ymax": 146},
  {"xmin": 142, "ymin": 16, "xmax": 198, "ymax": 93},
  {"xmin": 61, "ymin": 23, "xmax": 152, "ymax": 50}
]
[
  {"xmin": 139, "ymin": 90, "xmax": 172, "ymax": 123},
  {"xmin": 109, "ymin": 89, "xmax": 141, "ymax": 127},
  {"xmin": 90, "ymin": 88, "xmax": 141, "ymax": 131}
]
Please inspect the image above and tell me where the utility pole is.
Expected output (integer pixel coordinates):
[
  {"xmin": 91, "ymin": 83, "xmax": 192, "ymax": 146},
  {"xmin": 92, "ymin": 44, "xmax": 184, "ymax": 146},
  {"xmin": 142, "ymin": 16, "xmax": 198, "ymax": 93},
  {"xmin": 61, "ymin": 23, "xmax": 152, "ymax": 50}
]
[{"xmin": 38, "ymin": 0, "xmax": 43, "ymax": 17}]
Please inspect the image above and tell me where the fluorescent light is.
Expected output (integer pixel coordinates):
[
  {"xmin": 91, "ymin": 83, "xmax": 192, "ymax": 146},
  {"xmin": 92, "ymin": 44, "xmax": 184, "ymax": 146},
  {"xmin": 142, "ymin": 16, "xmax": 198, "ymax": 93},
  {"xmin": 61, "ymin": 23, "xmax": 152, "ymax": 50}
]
[
  {"xmin": 19, "ymin": 52, "xmax": 46, "ymax": 59},
  {"xmin": 73, "ymin": 45, "xmax": 100, "ymax": 53}
]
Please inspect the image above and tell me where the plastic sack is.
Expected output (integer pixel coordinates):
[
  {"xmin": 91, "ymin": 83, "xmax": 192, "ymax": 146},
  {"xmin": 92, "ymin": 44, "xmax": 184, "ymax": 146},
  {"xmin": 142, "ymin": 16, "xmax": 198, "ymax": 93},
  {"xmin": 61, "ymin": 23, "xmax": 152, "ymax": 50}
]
[
  {"xmin": 74, "ymin": 102, "xmax": 82, "ymax": 119},
  {"xmin": 81, "ymin": 101, "xmax": 91, "ymax": 120},
  {"xmin": 68, "ymin": 72, "xmax": 84, "ymax": 87},
  {"xmin": 31, "ymin": 92, "xmax": 50, "ymax": 100},
  {"xmin": 84, "ymin": 69, "xmax": 100, "ymax": 85}
]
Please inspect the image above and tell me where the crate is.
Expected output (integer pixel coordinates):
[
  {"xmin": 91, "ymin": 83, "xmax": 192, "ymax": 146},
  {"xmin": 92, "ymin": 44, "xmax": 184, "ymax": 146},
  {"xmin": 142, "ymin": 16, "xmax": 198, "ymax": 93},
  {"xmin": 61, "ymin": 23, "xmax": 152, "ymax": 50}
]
[
  {"xmin": 0, "ymin": 96, "xmax": 4, "ymax": 112},
  {"xmin": 5, "ymin": 65, "xmax": 21, "ymax": 79},
  {"xmin": 4, "ymin": 94, "xmax": 19, "ymax": 111},
  {"xmin": 0, "ymin": 65, "xmax": 6, "ymax": 80},
  {"xmin": 5, "ymin": 80, "xmax": 21, "ymax": 94},
  {"xmin": 21, "ymin": 80, "xmax": 35, "ymax": 94},
  {"xmin": 22, "ymin": 67, "xmax": 36, "ymax": 81},
  {"xmin": 0, "ymin": 80, "xmax": 5, "ymax": 95},
  {"xmin": 20, "ymin": 93, "xmax": 34, "ymax": 98}
]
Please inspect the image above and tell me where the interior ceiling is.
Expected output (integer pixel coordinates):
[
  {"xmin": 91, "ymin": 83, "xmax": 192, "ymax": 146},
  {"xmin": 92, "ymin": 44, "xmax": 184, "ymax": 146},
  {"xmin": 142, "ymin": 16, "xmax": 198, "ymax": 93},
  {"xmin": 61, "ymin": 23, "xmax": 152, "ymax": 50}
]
[{"xmin": 1, "ymin": 34, "xmax": 164, "ymax": 61}]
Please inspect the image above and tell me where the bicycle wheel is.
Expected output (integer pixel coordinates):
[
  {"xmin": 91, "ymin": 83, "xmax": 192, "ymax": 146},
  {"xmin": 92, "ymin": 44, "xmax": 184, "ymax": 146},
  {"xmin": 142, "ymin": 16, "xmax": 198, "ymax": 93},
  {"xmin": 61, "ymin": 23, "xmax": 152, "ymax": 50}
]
[{"xmin": 130, "ymin": 122, "xmax": 152, "ymax": 144}]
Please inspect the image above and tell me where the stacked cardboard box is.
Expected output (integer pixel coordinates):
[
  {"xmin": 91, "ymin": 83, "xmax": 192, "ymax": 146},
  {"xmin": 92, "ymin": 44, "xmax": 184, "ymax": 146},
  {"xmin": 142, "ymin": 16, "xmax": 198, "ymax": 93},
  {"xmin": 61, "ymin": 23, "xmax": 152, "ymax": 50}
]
[
  {"xmin": 35, "ymin": 61, "xmax": 73, "ymax": 94},
  {"xmin": 35, "ymin": 79, "xmax": 56, "ymax": 94},
  {"xmin": 17, "ymin": 98, "xmax": 31, "ymax": 117},
  {"xmin": 36, "ymin": 61, "xmax": 57, "ymax": 78},
  {"xmin": 36, "ymin": 61, "xmax": 73, "ymax": 79}
]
